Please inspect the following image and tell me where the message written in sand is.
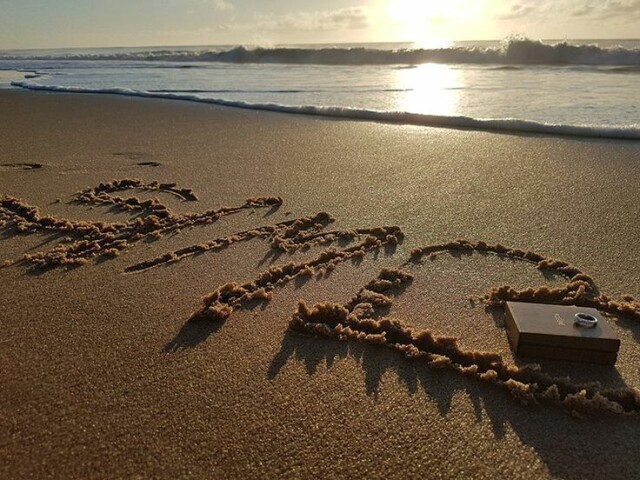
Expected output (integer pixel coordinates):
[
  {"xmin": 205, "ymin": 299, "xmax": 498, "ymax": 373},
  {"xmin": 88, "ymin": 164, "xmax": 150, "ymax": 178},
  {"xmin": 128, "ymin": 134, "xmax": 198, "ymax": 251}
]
[{"xmin": 2, "ymin": 179, "xmax": 640, "ymax": 417}]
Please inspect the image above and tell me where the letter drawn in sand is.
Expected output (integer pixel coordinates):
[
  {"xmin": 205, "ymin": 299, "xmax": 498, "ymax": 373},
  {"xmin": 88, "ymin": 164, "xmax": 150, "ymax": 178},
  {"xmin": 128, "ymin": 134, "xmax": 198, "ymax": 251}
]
[
  {"xmin": 1, "ymin": 179, "xmax": 282, "ymax": 269},
  {"xmin": 3, "ymin": 181, "xmax": 640, "ymax": 417},
  {"xmin": 287, "ymin": 263, "xmax": 640, "ymax": 417}
]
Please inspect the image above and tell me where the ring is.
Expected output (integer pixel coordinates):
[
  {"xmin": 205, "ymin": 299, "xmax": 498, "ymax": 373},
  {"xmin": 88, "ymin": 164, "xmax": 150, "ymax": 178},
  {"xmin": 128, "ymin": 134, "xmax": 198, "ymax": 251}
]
[{"xmin": 574, "ymin": 312, "xmax": 598, "ymax": 328}]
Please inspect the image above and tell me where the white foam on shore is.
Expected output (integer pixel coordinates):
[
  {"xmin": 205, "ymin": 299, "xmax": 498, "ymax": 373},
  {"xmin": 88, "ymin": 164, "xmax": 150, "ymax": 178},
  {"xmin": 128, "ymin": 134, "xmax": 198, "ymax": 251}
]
[
  {"xmin": 12, "ymin": 80, "xmax": 640, "ymax": 140},
  {"xmin": 0, "ymin": 69, "xmax": 35, "ymax": 87}
]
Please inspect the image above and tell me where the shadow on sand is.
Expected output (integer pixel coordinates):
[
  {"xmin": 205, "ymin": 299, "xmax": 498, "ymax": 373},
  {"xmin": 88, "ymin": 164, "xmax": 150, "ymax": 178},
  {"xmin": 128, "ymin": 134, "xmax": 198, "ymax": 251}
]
[{"xmin": 268, "ymin": 326, "xmax": 640, "ymax": 479}]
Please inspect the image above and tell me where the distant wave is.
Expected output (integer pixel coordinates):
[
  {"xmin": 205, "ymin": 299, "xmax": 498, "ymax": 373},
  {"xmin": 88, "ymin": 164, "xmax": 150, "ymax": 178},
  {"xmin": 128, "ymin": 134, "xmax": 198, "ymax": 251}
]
[
  {"xmin": 486, "ymin": 65, "xmax": 523, "ymax": 71},
  {"xmin": 148, "ymin": 87, "xmax": 412, "ymax": 93},
  {"xmin": 149, "ymin": 88, "xmax": 310, "ymax": 94},
  {"xmin": 601, "ymin": 65, "xmax": 640, "ymax": 74},
  {"xmin": 2, "ymin": 39, "xmax": 640, "ymax": 66},
  {"xmin": 11, "ymin": 80, "xmax": 640, "ymax": 140}
]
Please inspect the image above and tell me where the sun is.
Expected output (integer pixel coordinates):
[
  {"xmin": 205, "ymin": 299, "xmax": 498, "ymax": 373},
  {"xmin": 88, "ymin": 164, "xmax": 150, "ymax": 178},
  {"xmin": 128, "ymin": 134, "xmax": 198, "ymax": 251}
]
[{"xmin": 382, "ymin": 0, "xmax": 477, "ymax": 47}]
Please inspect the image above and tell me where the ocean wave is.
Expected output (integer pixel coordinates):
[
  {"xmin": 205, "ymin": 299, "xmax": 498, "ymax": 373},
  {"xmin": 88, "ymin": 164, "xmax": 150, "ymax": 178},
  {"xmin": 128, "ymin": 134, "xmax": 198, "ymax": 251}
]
[
  {"xmin": 601, "ymin": 65, "xmax": 640, "ymax": 74},
  {"xmin": 11, "ymin": 80, "xmax": 640, "ymax": 140},
  {"xmin": 2, "ymin": 39, "xmax": 640, "ymax": 66},
  {"xmin": 147, "ymin": 87, "xmax": 412, "ymax": 93},
  {"xmin": 486, "ymin": 65, "xmax": 523, "ymax": 71}
]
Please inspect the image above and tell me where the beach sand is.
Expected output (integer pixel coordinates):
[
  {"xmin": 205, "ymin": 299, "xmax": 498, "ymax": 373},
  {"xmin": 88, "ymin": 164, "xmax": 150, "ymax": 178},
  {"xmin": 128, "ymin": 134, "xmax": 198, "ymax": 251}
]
[{"xmin": 1, "ymin": 89, "xmax": 640, "ymax": 479}]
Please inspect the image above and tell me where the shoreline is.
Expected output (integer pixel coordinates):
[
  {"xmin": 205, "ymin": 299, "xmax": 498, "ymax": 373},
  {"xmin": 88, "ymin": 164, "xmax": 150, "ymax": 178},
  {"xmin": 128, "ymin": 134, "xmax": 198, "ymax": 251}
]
[
  {"xmin": 1, "ymin": 89, "xmax": 640, "ymax": 479},
  {"xmin": 7, "ymin": 81, "xmax": 640, "ymax": 140}
]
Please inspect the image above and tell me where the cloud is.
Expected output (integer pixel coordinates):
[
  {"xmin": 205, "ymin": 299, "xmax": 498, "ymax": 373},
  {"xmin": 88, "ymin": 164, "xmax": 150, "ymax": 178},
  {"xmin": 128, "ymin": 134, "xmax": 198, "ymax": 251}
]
[
  {"xmin": 496, "ymin": 0, "xmax": 640, "ymax": 21},
  {"xmin": 599, "ymin": 0, "xmax": 640, "ymax": 16},
  {"xmin": 187, "ymin": 0, "xmax": 233, "ymax": 15},
  {"xmin": 568, "ymin": 0, "xmax": 640, "ymax": 19},
  {"xmin": 321, "ymin": 7, "xmax": 369, "ymax": 30},
  {"xmin": 496, "ymin": 3, "xmax": 536, "ymax": 20},
  {"xmin": 571, "ymin": 5, "xmax": 595, "ymax": 16},
  {"xmin": 225, "ymin": 7, "xmax": 370, "ymax": 33},
  {"xmin": 212, "ymin": 0, "xmax": 233, "ymax": 12}
]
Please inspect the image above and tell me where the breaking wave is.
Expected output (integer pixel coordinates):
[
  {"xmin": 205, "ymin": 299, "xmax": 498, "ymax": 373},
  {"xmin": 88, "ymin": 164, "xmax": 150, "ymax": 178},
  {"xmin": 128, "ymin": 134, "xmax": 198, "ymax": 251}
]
[
  {"xmin": 2, "ymin": 39, "xmax": 640, "ymax": 66},
  {"xmin": 11, "ymin": 80, "xmax": 640, "ymax": 140}
]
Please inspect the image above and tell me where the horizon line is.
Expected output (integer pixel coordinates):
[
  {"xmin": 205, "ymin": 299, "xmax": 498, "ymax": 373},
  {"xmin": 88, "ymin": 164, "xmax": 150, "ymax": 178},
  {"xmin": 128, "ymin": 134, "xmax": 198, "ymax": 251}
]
[{"xmin": 2, "ymin": 37, "xmax": 639, "ymax": 53}]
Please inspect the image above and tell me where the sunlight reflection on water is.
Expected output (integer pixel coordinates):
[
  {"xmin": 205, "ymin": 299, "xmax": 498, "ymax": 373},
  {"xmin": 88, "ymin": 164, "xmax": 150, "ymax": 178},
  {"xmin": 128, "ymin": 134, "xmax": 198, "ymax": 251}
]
[{"xmin": 395, "ymin": 63, "xmax": 461, "ymax": 116}]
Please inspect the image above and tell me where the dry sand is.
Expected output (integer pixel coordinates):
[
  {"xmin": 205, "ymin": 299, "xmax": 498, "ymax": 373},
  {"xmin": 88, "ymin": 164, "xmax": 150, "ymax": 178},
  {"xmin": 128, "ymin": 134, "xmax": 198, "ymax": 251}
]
[{"xmin": 1, "ymin": 89, "xmax": 640, "ymax": 479}]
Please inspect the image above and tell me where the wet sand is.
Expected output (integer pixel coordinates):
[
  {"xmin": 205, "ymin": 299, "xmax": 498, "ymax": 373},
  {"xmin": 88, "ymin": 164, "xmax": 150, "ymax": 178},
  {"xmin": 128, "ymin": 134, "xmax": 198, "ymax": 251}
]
[{"xmin": 1, "ymin": 89, "xmax": 640, "ymax": 479}]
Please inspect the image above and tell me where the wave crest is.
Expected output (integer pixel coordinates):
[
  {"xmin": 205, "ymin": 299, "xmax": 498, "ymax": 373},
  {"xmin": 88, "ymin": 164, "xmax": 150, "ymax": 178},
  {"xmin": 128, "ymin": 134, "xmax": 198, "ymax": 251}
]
[{"xmin": 2, "ymin": 39, "xmax": 640, "ymax": 66}]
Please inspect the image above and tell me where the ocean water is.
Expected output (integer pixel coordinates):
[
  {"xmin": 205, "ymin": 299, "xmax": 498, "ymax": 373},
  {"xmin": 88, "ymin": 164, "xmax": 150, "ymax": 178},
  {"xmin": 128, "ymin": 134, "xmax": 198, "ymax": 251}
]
[{"xmin": 1, "ymin": 38, "xmax": 639, "ymax": 139}]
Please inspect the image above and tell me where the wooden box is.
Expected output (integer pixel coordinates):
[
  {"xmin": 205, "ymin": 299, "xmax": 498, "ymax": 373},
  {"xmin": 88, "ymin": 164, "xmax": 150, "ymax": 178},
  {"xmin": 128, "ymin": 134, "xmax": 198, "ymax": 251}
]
[{"xmin": 504, "ymin": 302, "xmax": 620, "ymax": 365}]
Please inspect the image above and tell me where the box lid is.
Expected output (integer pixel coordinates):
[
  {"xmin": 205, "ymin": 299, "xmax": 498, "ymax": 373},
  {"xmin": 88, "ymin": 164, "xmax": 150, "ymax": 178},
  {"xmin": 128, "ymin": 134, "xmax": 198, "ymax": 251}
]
[{"xmin": 505, "ymin": 302, "xmax": 620, "ymax": 353}]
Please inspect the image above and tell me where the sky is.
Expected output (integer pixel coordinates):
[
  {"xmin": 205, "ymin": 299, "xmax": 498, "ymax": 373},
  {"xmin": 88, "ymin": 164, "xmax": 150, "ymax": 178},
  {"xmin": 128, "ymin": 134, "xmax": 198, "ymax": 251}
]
[{"xmin": 0, "ymin": 0, "xmax": 639, "ymax": 49}]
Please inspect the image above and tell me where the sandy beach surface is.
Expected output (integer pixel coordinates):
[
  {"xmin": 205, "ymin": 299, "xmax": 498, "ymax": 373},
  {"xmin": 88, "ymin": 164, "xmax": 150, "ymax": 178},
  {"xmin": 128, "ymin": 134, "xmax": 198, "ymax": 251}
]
[{"xmin": 1, "ymin": 89, "xmax": 640, "ymax": 479}]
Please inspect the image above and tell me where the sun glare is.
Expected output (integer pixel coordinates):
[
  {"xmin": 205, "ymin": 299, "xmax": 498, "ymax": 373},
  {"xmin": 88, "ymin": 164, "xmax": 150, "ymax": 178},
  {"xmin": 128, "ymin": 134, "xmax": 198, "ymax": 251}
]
[
  {"xmin": 383, "ymin": 0, "xmax": 479, "ymax": 47},
  {"xmin": 395, "ymin": 63, "xmax": 460, "ymax": 116}
]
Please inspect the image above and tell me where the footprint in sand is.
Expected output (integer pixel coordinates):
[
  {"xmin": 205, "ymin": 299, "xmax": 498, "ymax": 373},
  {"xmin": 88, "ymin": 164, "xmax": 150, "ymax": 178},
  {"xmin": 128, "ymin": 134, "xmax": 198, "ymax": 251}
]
[
  {"xmin": 112, "ymin": 152, "xmax": 162, "ymax": 167},
  {"xmin": 112, "ymin": 152, "xmax": 150, "ymax": 161},
  {"xmin": 136, "ymin": 161, "xmax": 162, "ymax": 167},
  {"xmin": 0, "ymin": 163, "xmax": 43, "ymax": 171}
]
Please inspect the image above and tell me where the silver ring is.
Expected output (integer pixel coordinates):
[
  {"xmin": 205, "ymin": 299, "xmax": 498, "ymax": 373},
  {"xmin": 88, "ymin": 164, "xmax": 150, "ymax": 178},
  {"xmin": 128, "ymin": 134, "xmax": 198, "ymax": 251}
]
[{"xmin": 574, "ymin": 312, "xmax": 598, "ymax": 328}]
